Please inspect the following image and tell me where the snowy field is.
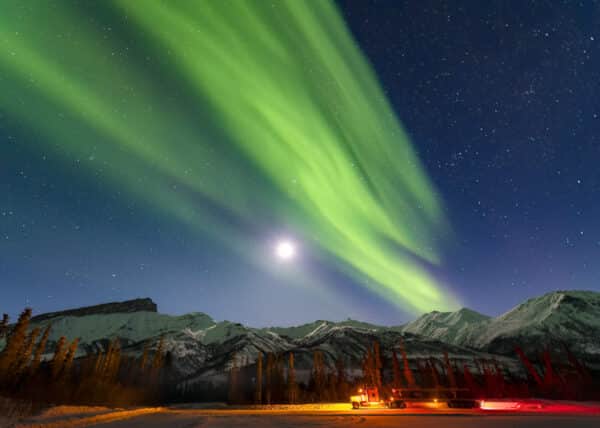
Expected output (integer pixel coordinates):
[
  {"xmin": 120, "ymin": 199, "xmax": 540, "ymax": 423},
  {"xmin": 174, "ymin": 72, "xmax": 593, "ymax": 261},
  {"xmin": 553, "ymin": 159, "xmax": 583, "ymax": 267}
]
[{"xmin": 8, "ymin": 403, "xmax": 600, "ymax": 428}]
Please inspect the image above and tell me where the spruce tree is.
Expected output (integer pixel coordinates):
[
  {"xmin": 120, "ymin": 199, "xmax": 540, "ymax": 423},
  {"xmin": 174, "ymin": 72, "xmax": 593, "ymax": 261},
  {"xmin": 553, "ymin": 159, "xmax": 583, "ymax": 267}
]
[
  {"xmin": 362, "ymin": 347, "xmax": 374, "ymax": 386},
  {"xmin": 151, "ymin": 336, "xmax": 165, "ymax": 371},
  {"xmin": 13, "ymin": 327, "xmax": 40, "ymax": 377},
  {"xmin": 272, "ymin": 355, "xmax": 285, "ymax": 402},
  {"xmin": 265, "ymin": 353, "xmax": 274, "ymax": 404},
  {"xmin": 50, "ymin": 336, "xmax": 68, "ymax": 380},
  {"xmin": 0, "ymin": 308, "xmax": 32, "ymax": 378},
  {"xmin": 335, "ymin": 357, "xmax": 348, "ymax": 400},
  {"xmin": 392, "ymin": 350, "xmax": 402, "ymax": 388},
  {"xmin": 99, "ymin": 338, "xmax": 121, "ymax": 383},
  {"xmin": 31, "ymin": 324, "xmax": 51, "ymax": 374},
  {"xmin": 287, "ymin": 353, "xmax": 297, "ymax": 404},
  {"xmin": 92, "ymin": 348, "xmax": 105, "ymax": 378},
  {"xmin": 228, "ymin": 355, "xmax": 239, "ymax": 404},
  {"xmin": 140, "ymin": 341, "xmax": 150, "ymax": 371},
  {"xmin": 429, "ymin": 358, "xmax": 441, "ymax": 388},
  {"xmin": 373, "ymin": 341, "xmax": 382, "ymax": 388},
  {"xmin": 312, "ymin": 350, "xmax": 325, "ymax": 401},
  {"xmin": 399, "ymin": 339, "xmax": 415, "ymax": 388},
  {"xmin": 444, "ymin": 352, "xmax": 457, "ymax": 389},
  {"xmin": 255, "ymin": 351, "xmax": 263, "ymax": 404},
  {"xmin": 0, "ymin": 314, "xmax": 8, "ymax": 339},
  {"xmin": 101, "ymin": 339, "xmax": 116, "ymax": 381},
  {"xmin": 61, "ymin": 338, "xmax": 80, "ymax": 381},
  {"xmin": 109, "ymin": 340, "xmax": 121, "ymax": 382}
]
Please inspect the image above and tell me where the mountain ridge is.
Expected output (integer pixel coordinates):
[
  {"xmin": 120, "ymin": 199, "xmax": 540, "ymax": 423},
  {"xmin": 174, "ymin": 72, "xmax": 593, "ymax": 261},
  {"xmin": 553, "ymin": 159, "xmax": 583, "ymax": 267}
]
[{"xmin": 10, "ymin": 289, "xmax": 599, "ymax": 389}]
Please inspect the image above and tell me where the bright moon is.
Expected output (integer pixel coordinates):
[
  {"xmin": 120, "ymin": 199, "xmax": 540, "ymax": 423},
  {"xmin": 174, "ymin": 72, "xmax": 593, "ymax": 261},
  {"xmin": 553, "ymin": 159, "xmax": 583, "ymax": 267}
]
[{"xmin": 275, "ymin": 240, "xmax": 296, "ymax": 260}]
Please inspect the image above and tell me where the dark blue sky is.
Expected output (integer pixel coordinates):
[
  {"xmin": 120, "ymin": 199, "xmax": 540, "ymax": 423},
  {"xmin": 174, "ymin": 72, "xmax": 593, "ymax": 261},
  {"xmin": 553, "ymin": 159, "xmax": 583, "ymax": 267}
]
[
  {"xmin": 2, "ymin": 0, "xmax": 600, "ymax": 325},
  {"xmin": 339, "ymin": 0, "xmax": 600, "ymax": 315}
]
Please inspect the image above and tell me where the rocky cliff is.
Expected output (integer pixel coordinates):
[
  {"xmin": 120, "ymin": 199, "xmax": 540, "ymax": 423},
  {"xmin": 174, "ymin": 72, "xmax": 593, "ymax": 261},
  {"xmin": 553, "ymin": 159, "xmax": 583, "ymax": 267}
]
[{"xmin": 30, "ymin": 298, "xmax": 157, "ymax": 323}]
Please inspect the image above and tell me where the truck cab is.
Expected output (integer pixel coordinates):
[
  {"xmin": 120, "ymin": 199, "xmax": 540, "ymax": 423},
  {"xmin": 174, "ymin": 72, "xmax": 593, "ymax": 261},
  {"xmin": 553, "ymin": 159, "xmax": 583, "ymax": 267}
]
[{"xmin": 350, "ymin": 386, "xmax": 384, "ymax": 409}]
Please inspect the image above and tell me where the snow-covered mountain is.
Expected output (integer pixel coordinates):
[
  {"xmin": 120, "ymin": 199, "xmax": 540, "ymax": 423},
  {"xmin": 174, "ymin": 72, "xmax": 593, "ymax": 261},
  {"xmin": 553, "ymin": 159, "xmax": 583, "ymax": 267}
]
[
  {"xmin": 16, "ymin": 289, "xmax": 600, "ymax": 388},
  {"xmin": 19, "ymin": 301, "xmax": 513, "ymax": 387},
  {"xmin": 400, "ymin": 307, "xmax": 490, "ymax": 344},
  {"xmin": 401, "ymin": 290, "xmax": 600, "ymax": 366}
]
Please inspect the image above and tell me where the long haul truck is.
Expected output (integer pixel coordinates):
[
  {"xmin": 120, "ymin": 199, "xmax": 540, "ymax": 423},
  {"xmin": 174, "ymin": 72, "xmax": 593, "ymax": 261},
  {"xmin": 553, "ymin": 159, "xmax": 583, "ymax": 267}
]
[{"xmin": 350, "ymin": 386, "xmax": 480, "ymax": 409}]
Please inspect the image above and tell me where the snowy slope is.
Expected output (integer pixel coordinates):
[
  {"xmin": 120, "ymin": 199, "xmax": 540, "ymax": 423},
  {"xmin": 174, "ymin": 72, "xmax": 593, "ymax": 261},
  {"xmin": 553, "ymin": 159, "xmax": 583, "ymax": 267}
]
[
  {"xmin": 401, "ymin": 290, "xmax": 600, "ymax": 364},
  {"xmin": 463, "ymin": 290, "xmax": 600, "ymax": 358},
  {"xmin": 263, "ymin": 319, "xmax": 381, "ymax": 340},
  {"xmin": 401, "ymin": 308, "xmax": 490, "ymax": 344}
]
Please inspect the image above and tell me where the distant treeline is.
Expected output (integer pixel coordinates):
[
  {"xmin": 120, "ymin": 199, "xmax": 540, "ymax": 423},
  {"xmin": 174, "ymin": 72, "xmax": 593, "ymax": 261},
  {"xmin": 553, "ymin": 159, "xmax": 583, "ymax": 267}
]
[{"xmin": 218, "ymin": 338, "xmax": 599, "ymax": 404}]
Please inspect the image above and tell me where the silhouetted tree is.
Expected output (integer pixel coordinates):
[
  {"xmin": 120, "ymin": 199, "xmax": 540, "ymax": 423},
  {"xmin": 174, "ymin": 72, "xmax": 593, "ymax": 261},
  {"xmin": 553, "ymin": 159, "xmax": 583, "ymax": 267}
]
[
  {"xmin": 50, "ymin": 337, "xmax": 67, "ymax": 380},
  {"xmin": 362, "ymin": 346, "xmax": 376, "ymax": 386},
  {"xmin": 0, "ymin": 314, "xmax": 8, "ymax": 339},
  {"xmin": 311, "ymin": 350, "xmax": 326, "ymax": 401},
  {"xmin": 255, "ymin": 351, "xmax": 263, "ymax": 403},
  {"xmin": 271, "ymin": 354, "xmax": 285, "ymax": 402},
  {"xmin": 140, "ymin": 341, "xmax": 150, "ymax": 371},
  {"xmin": 429, "ymin": 358, "xmax": 441, "ymax": 389},
  {"xmin": 373, "ymin": 341, "xmax": 382, "ymax": 388},
  {"xmin": 30, "ymin": 324, "xmax": 51, "ymax": 375},
  {"xmin": 13, "ymin": 327, "xmax": 40, "ymax": 378},
  {"xmin": 0, "ymin": 308, "xmax": 32, "ymax": 381},
  {"xmin": 444, "ymin": 352, "xmax": 457, "ymax": 389},
  {"xmin": 104, "ymin": 339, "xmax": 121, "ymax": 382},
  {"xmin": 265, "ymin": 353, "xmax": 274, "ymax": 404},
  {"xmin": 151, "ymin": 336, "xmax": 165, "ymax": 372},
  {"xmin": 228, "ymin": 355, "xmax": 240, "ymax": 403},
  {"xmin": 61, "ymin": 338, "xmax": 80, "ymax": 381},
  {"xmin": 335, "ymin": 357, "xmax": 349, "ymax": 400},
  {"xmin": 392, "ymin": 350, "xmax": 402, "ymax": 388},
  {"xmin": 399, "ymin": 339, "xmax": 415, "ymax": 387},
  {"xmin": 287, "ymin": 353, "xmax": 297, "ymax": 403}
]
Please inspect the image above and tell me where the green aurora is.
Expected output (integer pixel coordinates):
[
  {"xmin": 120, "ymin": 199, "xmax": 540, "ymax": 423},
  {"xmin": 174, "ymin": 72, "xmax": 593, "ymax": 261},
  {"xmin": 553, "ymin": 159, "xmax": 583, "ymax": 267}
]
[{"xmin": 0, "ymin": 1, "xmax": 459, "ymax": 314}]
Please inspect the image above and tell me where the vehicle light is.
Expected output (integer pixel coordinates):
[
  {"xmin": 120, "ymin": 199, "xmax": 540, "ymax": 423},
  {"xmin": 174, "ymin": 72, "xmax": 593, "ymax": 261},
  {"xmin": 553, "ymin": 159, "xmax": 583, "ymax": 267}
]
[{"xmin": 480, "ymin": 400, "xmax": 521, "ymax": 410}]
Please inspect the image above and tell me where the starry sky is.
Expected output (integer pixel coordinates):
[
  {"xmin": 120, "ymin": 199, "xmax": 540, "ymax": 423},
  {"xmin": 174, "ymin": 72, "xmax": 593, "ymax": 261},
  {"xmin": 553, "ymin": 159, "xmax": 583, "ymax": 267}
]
[{"xmin": 1, "ymin": 0, "xmax": 599, "ymax": 326}]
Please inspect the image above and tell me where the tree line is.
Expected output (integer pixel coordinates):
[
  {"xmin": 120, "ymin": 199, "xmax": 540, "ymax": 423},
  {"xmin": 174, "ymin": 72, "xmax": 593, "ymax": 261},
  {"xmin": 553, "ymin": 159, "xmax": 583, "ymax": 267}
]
[
  {"xmin": 0, "ymin": 308, "xmax": 167, "ymax": 407},
  {"xmin": 225, "ymin": 349, "xmax": 352, "ymax": 404}
]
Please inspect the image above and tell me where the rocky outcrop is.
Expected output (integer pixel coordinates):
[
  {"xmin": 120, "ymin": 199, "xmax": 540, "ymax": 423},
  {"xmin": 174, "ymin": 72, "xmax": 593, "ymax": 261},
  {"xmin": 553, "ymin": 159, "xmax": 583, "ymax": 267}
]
[{"xmin": 30, "ymin": 298, "xmax": 157, "ymax": 323}]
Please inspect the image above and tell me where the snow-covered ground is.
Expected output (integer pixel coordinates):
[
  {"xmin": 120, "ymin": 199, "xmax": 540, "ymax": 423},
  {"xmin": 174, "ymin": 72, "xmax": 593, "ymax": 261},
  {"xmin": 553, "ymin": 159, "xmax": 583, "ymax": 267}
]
[
  {"xmin": 88, "ymin": 414, "xmax": 600, "ymax": 428},
  {"xmin": 8, "ymin": 402, "xmax": 600, "ymax": 428},
  {"xmin": 13, "ymin": 406, "xmax": 163, "ymax": 428}
]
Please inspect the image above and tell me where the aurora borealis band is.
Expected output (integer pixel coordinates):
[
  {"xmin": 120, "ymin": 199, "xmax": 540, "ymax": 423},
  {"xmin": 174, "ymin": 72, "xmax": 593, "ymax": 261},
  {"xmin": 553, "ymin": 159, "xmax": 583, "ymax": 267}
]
[{"xmin": 0, "ymin": 1, "xmax": 459, "ymax": 315}]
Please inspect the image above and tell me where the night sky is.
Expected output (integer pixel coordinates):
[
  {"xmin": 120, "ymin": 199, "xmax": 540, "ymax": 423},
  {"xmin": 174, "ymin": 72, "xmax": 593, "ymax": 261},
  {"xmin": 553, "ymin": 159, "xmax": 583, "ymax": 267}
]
[{"xmin": 2, "ymin": 1, "xmax": 599, "ymax": 326}]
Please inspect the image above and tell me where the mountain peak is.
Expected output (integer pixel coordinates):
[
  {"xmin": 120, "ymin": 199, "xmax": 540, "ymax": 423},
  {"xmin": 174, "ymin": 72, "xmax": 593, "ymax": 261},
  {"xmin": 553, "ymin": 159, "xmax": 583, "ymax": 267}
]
[
  {"xmin": 30, "ymin": 298, "xmax": 158, "ymax": 323},
  {"xmin": 454, "ymin": 307, "xmax": 490, "ymax": 320}
]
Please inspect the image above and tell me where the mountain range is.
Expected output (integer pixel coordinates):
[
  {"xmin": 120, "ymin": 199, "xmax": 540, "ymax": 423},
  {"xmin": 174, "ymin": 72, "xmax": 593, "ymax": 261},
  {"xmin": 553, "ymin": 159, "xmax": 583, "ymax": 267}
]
[{"xmin": 10, "ymin": 290, "xmax": 600, "ymax": 389}]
